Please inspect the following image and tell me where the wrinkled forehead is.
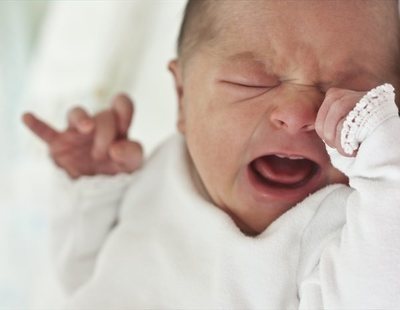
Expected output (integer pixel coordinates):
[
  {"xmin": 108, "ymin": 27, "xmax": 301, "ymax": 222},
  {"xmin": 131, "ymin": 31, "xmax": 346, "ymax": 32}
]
[
  {"xmin": 216, "ymin": 0, "xmax": 398, "ymax": 32},
  {"xmin": 205, "ymin": 0, "xmax": 399, "ymax": 83},
  {"xmin": 214, "ymin": 0, "xmax": 398, "ymax": 51}
]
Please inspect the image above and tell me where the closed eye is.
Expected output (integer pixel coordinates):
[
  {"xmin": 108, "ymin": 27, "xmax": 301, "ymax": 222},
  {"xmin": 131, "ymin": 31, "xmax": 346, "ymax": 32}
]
[
  {"xmin": 218, "ymin": 80, "xmax": 278, "ymax": 100},
  {"xmin": 220, "ymin": 80, "xmax": 270, "ymax": 89},
  {"xmin": 220, "ymin": 80, "xmax": 266, "ymax": 88}
]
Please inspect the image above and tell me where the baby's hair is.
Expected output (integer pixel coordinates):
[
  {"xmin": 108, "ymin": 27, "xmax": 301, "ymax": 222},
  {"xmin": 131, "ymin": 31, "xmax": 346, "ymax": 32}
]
[{"xmin": 177, "ymin": 0, "xmax": 218, "ymax": 63}]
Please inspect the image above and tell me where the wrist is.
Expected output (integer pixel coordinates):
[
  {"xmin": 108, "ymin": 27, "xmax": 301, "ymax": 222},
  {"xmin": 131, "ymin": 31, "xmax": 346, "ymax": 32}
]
[{"xmin": 341, "ymin": 83, "xmax": 398, "ymax": 155}]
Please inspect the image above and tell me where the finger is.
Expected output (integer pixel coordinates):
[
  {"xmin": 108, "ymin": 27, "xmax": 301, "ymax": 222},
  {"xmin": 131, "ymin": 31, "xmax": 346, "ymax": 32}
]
[
  {"xmin": 322, "ymin": 98, "xmax": 352, "ymax": 146},
  {"xmin": 65, "ymin": 167, "xmax": 81, "ymax": 180},
  {"xmin": 111, "ymin": 93, "xmax": 134, "ymax": 137},
  {"xmin": 92, "ymin": 110, "xmax": 118, "ymax": 161},
  {"xmin": 335, "ymin": 119, "xmax": 357, "ymax": 157},
  {"xmin": 109, "ymin": 140, "xmax": 143, "ymax": 172},
  {"xmin": 324, "ymin": 92, "xmax": 363, "ymax": 147},
  {"xmin": 315, "ymin": 88, "xmax": 345, "ymax": 137},
  {"xmin": 22, "ymin": 113, "xmax": 59, "ymax": 144},
  {"xmin": 68, "ymin": 107, "xmax": 94, "ymax": 134},
  {"xmin": 94, "ymin": 161, "xmax": 131, "ymax": 176}
]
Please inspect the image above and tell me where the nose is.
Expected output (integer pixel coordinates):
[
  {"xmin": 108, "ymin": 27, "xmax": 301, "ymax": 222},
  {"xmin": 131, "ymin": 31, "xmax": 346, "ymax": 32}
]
[{"xmin": 270, "ymin": 94, "xmax": 319, "ymax": 134}]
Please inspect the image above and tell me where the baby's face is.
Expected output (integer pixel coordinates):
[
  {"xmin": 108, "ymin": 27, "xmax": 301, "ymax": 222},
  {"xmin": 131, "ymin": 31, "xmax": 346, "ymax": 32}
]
[{"xmin": 171, "ymin": 1, "xmax": 399, "ymax": 234}]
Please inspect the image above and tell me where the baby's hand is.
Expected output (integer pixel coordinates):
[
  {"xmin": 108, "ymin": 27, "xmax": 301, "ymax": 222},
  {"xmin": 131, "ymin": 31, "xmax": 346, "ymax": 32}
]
[
  {"xmin": 23, "ymin": 94, "xmax": 143, "ymax": 179},
  {"xmin": 315, "ymin": 88, "xmax": 368, "ymax": 157}
]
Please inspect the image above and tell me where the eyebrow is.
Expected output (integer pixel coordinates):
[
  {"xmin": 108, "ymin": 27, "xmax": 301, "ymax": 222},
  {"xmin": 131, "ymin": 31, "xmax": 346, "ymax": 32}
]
[
  {"xmin": 227, "ymin": 51, "xmax": 258, "ymax": 60},
  {"xmin": 227, "ymin": 51, "xmax": 270, "ymax": 64},
  {"xmin": 319, "ymin": 65, "xmax": 380, "ymax": 89},
  {"xmin": 225, "ymin": 51, "xmax": 273, "ymax": 71},
  {"xmin": 225, "ymin": 52, "xmax": 381, "ymax": 88}
]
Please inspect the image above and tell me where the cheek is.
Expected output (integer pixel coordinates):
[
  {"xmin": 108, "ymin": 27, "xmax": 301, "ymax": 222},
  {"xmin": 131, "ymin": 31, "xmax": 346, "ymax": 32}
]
[
  {"xmin": 185, "ymin": 97, "xmax": 262, "ymax": 165},
  {"xmin": 183, "ymin": 98, "xmax": 262, "ymax": 198}
]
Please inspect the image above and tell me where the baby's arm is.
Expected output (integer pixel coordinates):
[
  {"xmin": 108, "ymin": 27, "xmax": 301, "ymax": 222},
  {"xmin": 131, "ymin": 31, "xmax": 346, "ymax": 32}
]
[
  {"xmin": 23, "ymin": 94, "xmax": 143, "ymax": 294},
  {"xmin": 52, "ymin": 172, "xmax": 133, "ymax": 294},
  {"xmin": 300, "ymin": 84, "xmax": 400, "ymax": 308}
]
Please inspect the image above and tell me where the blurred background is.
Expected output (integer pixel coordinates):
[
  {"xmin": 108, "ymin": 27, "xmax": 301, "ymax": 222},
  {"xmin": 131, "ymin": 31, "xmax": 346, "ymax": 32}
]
[{"xmin": 0, "ymin": 0, "xmax": 185, "ymax": 308}]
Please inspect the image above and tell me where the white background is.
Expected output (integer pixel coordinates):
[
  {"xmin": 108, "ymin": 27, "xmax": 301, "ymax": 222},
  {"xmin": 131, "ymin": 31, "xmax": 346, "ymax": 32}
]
[{"xmin": 0, "ymin": 1, "xmax": 185, "ymax": 308}]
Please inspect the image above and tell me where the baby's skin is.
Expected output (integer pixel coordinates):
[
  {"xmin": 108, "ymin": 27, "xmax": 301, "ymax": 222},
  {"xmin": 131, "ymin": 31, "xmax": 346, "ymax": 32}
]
[
  {"xmin": 24, "ymin": 88, "xmax": 366, "ymax": 225},
  {"xmin": 23, "ymin": 94, "xmax": 143, "ymax": 178},
  {"xmin": 24, "ymin": 0, "xmax": 400, "ymax": 235},
  {"xmin": 23, "ymin": 88, "xmax": 367, "ymax": 179},
  {"xmin": 23, "ymin": 89, "xmax": 364, "ymax": 175}
]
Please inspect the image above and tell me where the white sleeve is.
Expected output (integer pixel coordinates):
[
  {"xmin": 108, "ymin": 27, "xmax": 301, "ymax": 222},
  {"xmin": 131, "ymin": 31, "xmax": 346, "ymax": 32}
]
[
  {"xmin": 299, "ymin": 86, "xmax": 400, "ymax": 309},
  {"xmin": 50, "ymin": 172, "xmax": 132, "ymax": 295}
]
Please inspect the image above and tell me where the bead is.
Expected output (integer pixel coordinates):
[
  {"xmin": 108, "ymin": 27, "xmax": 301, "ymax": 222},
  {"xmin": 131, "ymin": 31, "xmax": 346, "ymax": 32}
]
[{"xmin": 340, "ymin": 83, "xmax": 395, "ymax": 154}]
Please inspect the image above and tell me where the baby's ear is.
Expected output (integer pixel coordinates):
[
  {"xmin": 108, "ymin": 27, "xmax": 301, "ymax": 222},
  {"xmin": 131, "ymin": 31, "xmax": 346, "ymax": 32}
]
[{"xmin": 168, "ymin": 59, "xmax": 186, "ymax": 134}]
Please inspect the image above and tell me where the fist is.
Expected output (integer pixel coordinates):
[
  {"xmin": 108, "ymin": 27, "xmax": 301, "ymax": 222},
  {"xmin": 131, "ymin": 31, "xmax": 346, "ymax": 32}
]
[
  {"xmin": 315, "ymin": 88, "xmax": 368, "ymax": 157},
  {"xmin": 23, "ymin": 94, "xmax": 143, "ymax": 179}
]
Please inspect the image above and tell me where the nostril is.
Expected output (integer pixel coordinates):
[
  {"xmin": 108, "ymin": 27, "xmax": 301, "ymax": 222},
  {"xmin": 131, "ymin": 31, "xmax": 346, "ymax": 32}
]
[
  {"xmin": 275, "ymin": 119, "xmax": 287, "ymax": 128},
  {"xmin": 272, "ymin": 118, "xmax": 315, "ymax": 132},
  {"xmin": 270, "ymin": 105, "xmax": 317, "ymax": 133}
]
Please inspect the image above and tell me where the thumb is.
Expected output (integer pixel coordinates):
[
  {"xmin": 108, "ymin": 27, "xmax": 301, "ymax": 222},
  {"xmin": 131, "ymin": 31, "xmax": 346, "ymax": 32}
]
[{"xmin": 109, "ymin": 140, "xmax": 143, "ymax": 172}]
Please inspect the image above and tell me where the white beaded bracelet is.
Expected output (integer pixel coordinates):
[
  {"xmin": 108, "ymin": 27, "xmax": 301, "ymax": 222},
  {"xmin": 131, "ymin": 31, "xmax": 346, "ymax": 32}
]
[{"xmin": 341, "ymin": 83, "xmax": 398, "ymax": 155}]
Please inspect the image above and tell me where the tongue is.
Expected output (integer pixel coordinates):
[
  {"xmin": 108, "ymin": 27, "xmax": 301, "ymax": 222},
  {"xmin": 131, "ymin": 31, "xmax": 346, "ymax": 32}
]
[{"xmin": 253, "ymin": 155, "xmax": 313, "ymax": 185}]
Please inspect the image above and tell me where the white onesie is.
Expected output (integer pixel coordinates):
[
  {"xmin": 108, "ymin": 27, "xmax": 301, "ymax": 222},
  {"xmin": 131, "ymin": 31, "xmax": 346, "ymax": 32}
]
[{"xmin": 51, "ymin": 85, "xmax": 400, "ymax": 309}]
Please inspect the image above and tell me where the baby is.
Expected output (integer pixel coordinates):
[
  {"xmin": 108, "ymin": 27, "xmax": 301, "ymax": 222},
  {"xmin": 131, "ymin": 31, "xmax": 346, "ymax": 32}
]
[{"xmin": 24, "ymin": 0, "xmax": 400, "ymax": 308}]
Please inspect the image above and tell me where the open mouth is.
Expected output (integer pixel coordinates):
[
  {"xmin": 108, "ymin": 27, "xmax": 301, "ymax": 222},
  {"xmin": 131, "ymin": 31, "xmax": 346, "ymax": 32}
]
[{"xmin": 249, "ymin": 154, "xmax": 319, "ymax": 190}]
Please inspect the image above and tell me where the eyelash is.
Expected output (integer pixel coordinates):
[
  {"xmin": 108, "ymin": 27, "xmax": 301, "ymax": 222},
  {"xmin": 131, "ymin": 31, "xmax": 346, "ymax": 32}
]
[
  {"xmin": 232, "ymin": 83, "xmax": 269, "ymax": 89},
  {"xmin": 218, "ymin": 81, "xmax": 276, "ymax": 101},
  {"xmin": 221, "ymin": 81, "xmax": 275, "ymax": 90},
  {"xmin": 222, "ymin": 81, "xmax": 279, "ymax": 98}
]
